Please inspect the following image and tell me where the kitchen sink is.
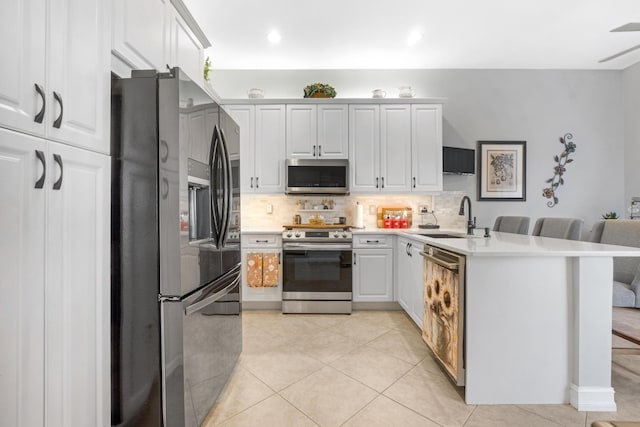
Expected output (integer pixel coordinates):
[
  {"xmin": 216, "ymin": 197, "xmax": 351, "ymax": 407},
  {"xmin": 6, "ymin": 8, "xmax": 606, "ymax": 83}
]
[{"xmin": 418, "ymin": 233, "xmax": 466, "ymax": 239}]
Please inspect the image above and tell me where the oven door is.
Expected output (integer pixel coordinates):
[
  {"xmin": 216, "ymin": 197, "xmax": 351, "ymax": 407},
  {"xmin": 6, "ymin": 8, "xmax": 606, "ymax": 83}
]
[{"xmin": 282, "ymin": 243, "xmax": 352, "ymax": 300}]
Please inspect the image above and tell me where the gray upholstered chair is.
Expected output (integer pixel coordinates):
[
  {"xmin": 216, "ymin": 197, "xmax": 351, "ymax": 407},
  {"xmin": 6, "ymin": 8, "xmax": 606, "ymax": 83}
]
[
  {"xmin": 492, "ymin": 216, "xmax": 530, "ymax": 235},
  {"xmin": 590, "ymin": 220, "xmax": 640, "ymax": 308},
  {"xmin": 531, "ymin": 217, "xmax": 583, "ymax": 241}
]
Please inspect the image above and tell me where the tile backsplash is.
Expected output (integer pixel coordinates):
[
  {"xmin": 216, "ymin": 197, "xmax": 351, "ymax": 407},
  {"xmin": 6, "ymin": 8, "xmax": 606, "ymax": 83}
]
[{"xmin": 241, "ymin": 192, "xmax": 467, "ymax": 231}]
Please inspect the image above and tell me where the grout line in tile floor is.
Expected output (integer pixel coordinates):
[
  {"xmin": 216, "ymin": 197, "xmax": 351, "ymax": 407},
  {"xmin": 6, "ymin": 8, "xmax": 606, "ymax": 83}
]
[{"xmin": 208, "ymin": 310, "xmax": 640, "ymax": 427}]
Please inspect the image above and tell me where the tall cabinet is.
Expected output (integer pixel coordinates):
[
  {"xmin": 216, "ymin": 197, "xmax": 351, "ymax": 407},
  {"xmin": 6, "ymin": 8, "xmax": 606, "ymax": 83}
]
[{"xmin": 0, "ymin": 0, "xmax": 110, "ymax": 424}]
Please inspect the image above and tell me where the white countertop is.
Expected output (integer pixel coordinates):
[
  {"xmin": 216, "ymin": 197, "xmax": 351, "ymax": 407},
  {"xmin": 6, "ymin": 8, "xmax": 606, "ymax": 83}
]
[{"xmin": 241, "ymin": 227, "xmax": 640, "ymax": 257}]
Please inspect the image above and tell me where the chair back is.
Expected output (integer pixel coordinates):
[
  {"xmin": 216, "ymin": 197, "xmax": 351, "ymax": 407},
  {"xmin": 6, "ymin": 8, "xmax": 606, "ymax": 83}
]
[
  {"xmin": 590, "ymin": 220, "xmax": 640, "ymax": 284},
  {"xmin": 492, "ymin": 216, "xmax": 530, "ymax": 235},
  {"xmin": 531, "ymin": 217, "xmax": 583, "ymax": 241}
]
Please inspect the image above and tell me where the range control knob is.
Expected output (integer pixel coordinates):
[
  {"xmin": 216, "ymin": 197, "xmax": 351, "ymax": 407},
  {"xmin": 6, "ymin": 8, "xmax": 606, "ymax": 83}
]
[
  {"xmin": 286, "ymin": 232, "xmax": 292, "ymax": 238},
  {"xmin": 294, "ymin": 232, "xmax": 301, "ymax": 238},
  {"xmin": 334, "ymin": 234, "xmax": 339, "ymax": 238},
  {"xmin": 342, "ymin": 233, "xmax": 348, "ymax": 238}
]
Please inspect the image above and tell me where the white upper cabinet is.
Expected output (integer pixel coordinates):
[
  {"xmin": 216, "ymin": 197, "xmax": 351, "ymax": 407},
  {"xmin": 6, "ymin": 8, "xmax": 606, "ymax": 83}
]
[
  {"xmin": 0, "ymin": 0, "xmax": 46, "ymax": 136},
  {"xmin": 412, "ymin": 104, "xmax": 443, "ymax": 191},
  {"xmin": 317, "ymin": 104, "xmax": 348, "ymax": 159},
  {"xmin": 286, "ymin": 104, "xmax": 317, "ymax": 158},
  {"xmin": 0, "ymin": 0, "xmax": 109, "ymax": 154},
  {"xmin": 226, "ymin": 104, "xmax": 285, "ymax": 193},
  {"xmin": 287, "ymin": 104, "xmax": 348, "ymax": 159},
  {"xmin": 112, "ymin": 0, "xmax": 168, "ymax": 71},
  {"xmin": 167, "ymin": 6, "xmax": 204, "ymax": 87},
  {"xmin": 349, "ymin": 104, "xmax": 380, "ymax": 192},
  {"xmin": 380, "ymin": 104, "xmax": 412, "ymax": 192}
]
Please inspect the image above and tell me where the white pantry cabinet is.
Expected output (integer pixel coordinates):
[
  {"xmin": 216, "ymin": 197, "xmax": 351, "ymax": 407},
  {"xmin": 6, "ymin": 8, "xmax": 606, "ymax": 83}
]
[
  {"xmin": 0, "ymin": 127, "xmax": 110, "ymax": 427},
  {"xmin": 286, "ymin": 104, "xmax": 348, "ymax": 159},
  {"xmin": 225, "ymin": 104, "xmax": 286, "ymax": 193},
  {"xmin": 352, "ymin": 235, "xmax": 394, "ymax": 302},
  {"xmin": 0, "ymin": 0, "xmax": 110, "ymax": 154},
  {"xmin": 411, "ymin": 104, "xmax": 443, "ymax": 191}
]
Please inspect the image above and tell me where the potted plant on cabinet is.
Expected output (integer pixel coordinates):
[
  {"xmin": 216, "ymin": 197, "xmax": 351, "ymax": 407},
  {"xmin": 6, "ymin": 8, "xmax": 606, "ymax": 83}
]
[{"xmin": 303, "ymin": 83, "xmax": 337, "ymax": 98}]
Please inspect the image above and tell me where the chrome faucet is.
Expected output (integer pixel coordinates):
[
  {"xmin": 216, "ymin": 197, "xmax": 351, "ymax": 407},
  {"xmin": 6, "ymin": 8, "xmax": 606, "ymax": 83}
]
[{"xmin": 458, "ymin": 196, "xmax": 476, "ymax": 235}]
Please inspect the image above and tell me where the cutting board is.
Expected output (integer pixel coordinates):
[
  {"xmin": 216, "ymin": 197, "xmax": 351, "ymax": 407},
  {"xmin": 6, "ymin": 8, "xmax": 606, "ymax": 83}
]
[{"xmin": 376, "ymin": 206, "xmax": 412, "ymax": 228}]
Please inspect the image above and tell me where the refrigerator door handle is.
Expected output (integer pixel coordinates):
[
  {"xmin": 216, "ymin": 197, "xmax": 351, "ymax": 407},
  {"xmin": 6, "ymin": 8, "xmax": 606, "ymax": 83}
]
[
  {"xmin": 218, "ymin": 127, "xmax": 233, "ymax": 248},
  {"xmin": 209, "ymin": 126, "xmax": 222, "ymax": 247},
  {"xmin": 184, "ymin": 267, "xmax": 241, "ymax": 316}
]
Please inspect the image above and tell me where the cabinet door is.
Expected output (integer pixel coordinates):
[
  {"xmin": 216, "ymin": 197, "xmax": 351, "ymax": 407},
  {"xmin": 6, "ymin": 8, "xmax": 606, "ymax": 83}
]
[
  {"xmin": 412, "ymin": 105, "xmax": 443, "ymax": 191},
  {"xmin": 0, "ymin": 0, "xmax": 46, "ymax": 136},
  {"xmin": 168, "ymin": 5, "xmax": 204, "ymax": 87},
  {"xmin": 225, "ymin": 105, "xmax": 255, "ymax": 192},
  {"xmin": 48, "ymin": 0, "xmax": 110, "ymax": 154},
  {"xmin": 349, "ymin": 105, "xmax": 380, "ymax": 192},
  {"xmin": 254, "ymin": 105, "xmax": 285, "ymax": 193},
  {"xmin": 380, "ymin": 105, "xmax": 411, "ymax": 193},
  {"xmin": 353, "ymin": 248, "xmax": 393, "ymax": 302},
  {"xmin": 409, "ymin": 242, "xmax": 425, "ymax": 328},
  {"xmin": 317, "ymin": 104, "xmax": 348, "ymax": 159},
  {"xmin": 242, "ymin": 249, "xmax": 283, "ymax": 302},
  {"xmin": 46, "ymin": 142, "xmax": 110, "ymax": 427},
  {"xmin": 286, "ymin": 104, "xmax": 317, "ymax": 158},
  {"xmin": 396, "ymin": 238, "xmax": 412, "ymax": 313},
  {"xmin": 0, "ymin": 129, "xmax": 46, "ymax": 427},
  {"xmin": 111, "ymin": 0, "xmax": 168, "ymax": 71}
]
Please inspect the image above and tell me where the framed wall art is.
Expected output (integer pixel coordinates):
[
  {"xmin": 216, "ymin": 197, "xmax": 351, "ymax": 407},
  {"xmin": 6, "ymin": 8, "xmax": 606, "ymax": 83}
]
[{"xmin": 477, "ymin": 141, "xmax": 526, "ymax": 201}]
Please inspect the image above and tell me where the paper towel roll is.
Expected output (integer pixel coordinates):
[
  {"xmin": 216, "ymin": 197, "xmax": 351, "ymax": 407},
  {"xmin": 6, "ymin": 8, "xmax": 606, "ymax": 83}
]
[{"xmin": 354, "ymin": 203, "xmax": 364, "ymax": 228}]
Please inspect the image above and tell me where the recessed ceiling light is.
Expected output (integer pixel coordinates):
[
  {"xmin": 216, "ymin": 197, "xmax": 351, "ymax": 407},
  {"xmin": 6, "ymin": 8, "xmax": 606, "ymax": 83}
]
[
  {"xmin": 267, "ymin": 30, "xmax": 281, "ymax": 44},
  {"xmin": 407, "ymin": 30, "xmax": 422, "ymax": 46}
]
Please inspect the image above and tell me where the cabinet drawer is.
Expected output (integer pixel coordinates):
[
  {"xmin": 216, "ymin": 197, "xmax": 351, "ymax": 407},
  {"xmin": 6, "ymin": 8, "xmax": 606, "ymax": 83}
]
[
  {"xmin": 353, "ymin": 234, "xmax": 393, "ymax": 248},
  {"xmin": 242, "ymin": 234, "xmax": 282, "ymax": 248}
]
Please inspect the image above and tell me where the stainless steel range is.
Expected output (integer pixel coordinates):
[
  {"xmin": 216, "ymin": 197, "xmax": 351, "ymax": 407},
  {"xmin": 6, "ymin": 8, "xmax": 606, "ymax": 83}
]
[{"xmin": 282, "ymin": 227, "xmax": 353, "ymax": 314}]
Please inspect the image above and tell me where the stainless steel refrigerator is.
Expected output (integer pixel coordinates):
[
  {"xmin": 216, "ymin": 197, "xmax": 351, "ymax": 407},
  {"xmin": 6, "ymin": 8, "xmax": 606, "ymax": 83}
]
[{"xmin": 111, "ymin": 68, "xmax": 242, "ymax": 427}]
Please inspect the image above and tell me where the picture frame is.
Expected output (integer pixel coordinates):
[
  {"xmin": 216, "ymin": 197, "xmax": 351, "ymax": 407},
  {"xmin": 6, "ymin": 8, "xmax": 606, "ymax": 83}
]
[{"xmin": 477, "ymin": 141, "xmax": 526, "ymax": 201}]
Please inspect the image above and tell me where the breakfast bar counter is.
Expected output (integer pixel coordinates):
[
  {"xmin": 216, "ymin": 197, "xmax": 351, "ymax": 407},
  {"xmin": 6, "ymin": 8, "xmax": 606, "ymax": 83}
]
[{"xmin": 356, "ymin": 229, "xmax": 640, "ymax": 411}]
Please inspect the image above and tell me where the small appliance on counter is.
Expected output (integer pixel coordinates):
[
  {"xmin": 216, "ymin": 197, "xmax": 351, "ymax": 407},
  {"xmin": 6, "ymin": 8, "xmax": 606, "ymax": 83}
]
[{"xmin": 419, "ymin": 207, "xmax": 440, "ymax": 229}]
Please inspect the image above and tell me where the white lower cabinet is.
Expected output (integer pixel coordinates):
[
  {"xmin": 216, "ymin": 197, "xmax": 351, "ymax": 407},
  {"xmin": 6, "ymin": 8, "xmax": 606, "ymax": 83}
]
[
  {"xmin": 396, "ymin": 237, "xmax": 425, "ymax": 327},
  {"xmin": 352, "ymin": 235, "xmax": 394, "ymax": 302},
  {"xmin": 0, "ymin": 127, "xmax": 110, "ymax": 427},
  {"xmin": 241, "ymin": 234, "xmax": 282, "ymax": 301}
]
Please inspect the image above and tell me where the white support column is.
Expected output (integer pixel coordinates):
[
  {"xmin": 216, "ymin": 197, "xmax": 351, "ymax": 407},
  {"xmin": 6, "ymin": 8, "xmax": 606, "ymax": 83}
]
[{"xmin": 570, "ymin": 256, "xmax": 616, "ymax": 412}]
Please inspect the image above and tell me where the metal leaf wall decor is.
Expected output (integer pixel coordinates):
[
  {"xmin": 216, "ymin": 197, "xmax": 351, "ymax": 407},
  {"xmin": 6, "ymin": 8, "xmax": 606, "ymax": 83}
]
[{"xmin": 542, "ymin": 133, "xmax": 576, "ymax": 208}]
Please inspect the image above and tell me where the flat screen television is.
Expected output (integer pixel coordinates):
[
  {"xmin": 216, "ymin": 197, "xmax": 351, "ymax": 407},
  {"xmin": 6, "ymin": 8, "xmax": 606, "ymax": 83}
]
[{"xmin": 443, "ymin": 146, "xmax": 475, "ymax": 175}]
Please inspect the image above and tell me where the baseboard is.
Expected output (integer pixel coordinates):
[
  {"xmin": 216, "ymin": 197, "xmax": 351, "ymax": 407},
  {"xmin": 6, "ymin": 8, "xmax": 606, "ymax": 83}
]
[
  {"xmin": 352, "ymin": 302, "xmax": 402, "ymax": 311},
  {"xmin": 569, "ymin": 383, "xmax": 617, "ymax": 411},
  {"xmin": 243, "ymin": 301, "xmax": 282, "ymax": 310}
]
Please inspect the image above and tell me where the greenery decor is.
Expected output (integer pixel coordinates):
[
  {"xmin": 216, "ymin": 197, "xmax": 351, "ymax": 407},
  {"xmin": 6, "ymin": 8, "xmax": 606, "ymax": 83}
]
[
  {"xmin": 542, "ymin": 133, "xmax": 576, "ymax": 208},
  {"xmin": 204, "ymin": 57, "xmax": 212, "ymax": 82},
  {"xmin": 602, "ymin": 212, "xmax": 619, "ymax": 219},
  {"xmin": 303, "ymin": 83, "xmax": 336, "ymax": 98}
]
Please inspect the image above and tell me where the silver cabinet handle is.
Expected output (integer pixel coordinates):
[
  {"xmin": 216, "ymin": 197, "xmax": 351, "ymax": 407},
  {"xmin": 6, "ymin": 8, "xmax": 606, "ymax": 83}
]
[
  {"xmin": 381, "ymin": 177, "xmax": 385, "ymax": 188},
  {"xmin": 376, "ymin": 177, "xmax": 379, "ymax": 188},
  {"xmin": 353, "ymin": 252, "xmax": 356, "ymax": 265},
  {"xmin": 413, "ymin": 177, "xmax": 416, "ymax": 188},
  {"xmin": 255, "ymin": 177, "xmax": 259, "ymax": 188},
  {"xmin": 318, "ymin": 145, "xmax": 322, "ymax": 157},
  {"xmin": 250, "ymin": 177, "xmax": 254, "ymax": 188},
  {"xmin": 366, "ymin": 240, "xmax": 380, "ymax": 244},
  {"xmin": 313, "ymin": 145, "xmax": 317, "ymax": 157}
]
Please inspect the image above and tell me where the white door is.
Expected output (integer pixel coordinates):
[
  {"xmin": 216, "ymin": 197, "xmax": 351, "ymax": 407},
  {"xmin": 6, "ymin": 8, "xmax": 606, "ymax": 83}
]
[
  {"xmin": 380, "ymin": 105, "xmax": 411, "ymax": 193},
  {"xmin": 286, "ymin": 104, "xmax": 317, "ymax": 158},
  {"xmin": 412, "ymin": 104, "xmax": 443, "ymax": 191},
  {"xmin": 48, "ymin": 0, "xmax": 110, "ymax": 154},
  {"xmin": 0, "ymin": 0, "xmax": 46, "ymax": 136},
  {"xmin": 111, "ymin": 0, "xmax": 169, "ymax": 71},
  {"xmin": 225, "ymin": 105, "xmax": 255, "ymax": 192},
  {"xmin": 254, "ymin": 105, "xmax": 285, "ymax": 193},
  {"xmin": 349, "ymin": 105, "xmax": 380, "ymax": 192},
  {"xmin": 353, "ymin": 248, "xmax": 393, "ymax": 302},
  {"xmin": 317, "ymin": 104, "xmax": 348, "ymax": 159},
  {"xmin": 0, "ymin": 128, "xmax": 46, "ymax": 427},
  {"xmin": 46, "ymin": 141, "xmax": 110, "ymax": 427},
  {"xmin": 168, "ymin": 6, "xmax": 203, "ymax": 87}
]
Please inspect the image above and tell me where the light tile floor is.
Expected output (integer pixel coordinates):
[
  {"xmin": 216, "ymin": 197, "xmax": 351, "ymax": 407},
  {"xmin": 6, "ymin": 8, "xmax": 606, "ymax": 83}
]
[{"xmin": 204, "ymin": 310, "xmax": 640, "ymax": 427}]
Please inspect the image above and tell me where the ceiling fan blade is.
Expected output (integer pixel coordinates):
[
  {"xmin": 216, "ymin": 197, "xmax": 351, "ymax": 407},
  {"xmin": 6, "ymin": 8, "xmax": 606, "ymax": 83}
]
[{"xmin": 599, "ymin": 44, "xmax": 640, "ymax": 63}]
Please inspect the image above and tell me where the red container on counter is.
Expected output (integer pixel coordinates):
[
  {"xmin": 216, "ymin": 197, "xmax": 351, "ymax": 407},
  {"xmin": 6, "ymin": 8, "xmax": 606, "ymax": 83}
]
[
  {"xmin": 391, "ymin": 218, "xmax": 400, "ymax": 228},
  {"xmin": 400, "ymin": 218, "xmax": 409, "ymax": 228},
  {"xmin": 383, "ymin": 217, "xmax": 392, "ymax": 228}
]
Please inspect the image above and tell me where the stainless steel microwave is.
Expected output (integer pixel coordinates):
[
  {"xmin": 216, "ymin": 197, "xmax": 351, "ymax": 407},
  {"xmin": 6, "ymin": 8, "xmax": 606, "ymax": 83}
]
[{"xmin": 285, "ymin": 159, "xmax": 349, "ymax": 195}]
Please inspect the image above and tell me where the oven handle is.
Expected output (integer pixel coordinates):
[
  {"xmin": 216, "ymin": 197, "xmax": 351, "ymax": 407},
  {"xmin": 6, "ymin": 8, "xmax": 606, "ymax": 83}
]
[
  {"xmin": 283, "ymin": 243, "xmax": 353, "ymax": 251},
  {"xmin": 419, "ymin": 251, "xmax": 460, "ymax": 271}
]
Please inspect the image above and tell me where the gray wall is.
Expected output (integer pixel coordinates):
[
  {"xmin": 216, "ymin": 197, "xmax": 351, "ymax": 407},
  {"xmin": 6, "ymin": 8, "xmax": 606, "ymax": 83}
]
[
  {"xmin": 623, "ymin": 62, "xmax": 640, "ymax": 208},
  {"xmin": 212, "ymin": 69, "xmax": 626, "ymax": 231}
]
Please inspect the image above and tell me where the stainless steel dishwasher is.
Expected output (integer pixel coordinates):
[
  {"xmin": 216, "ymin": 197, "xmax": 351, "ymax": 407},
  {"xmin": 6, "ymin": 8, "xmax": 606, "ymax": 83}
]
[{"xmin": 420, "ymin": 243, "xmax": 466, "ymax": 386}]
